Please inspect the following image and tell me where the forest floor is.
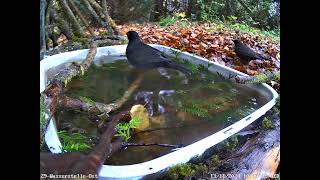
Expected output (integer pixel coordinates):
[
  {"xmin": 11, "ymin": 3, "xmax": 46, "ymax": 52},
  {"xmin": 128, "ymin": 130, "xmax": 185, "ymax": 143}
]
[{"xmin": 47, "ymin": 21, "xmax": 280, "ymax": 179}]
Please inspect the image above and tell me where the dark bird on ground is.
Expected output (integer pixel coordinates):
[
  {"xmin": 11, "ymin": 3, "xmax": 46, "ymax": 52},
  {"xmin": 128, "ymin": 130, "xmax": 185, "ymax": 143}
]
[
  {"xmin": 126, "ymin": 31, "xmax": 192, "ymax": 76},
  {"xmin": 233, "ymin": 39, "xmax": 265, "ymax": 65}
]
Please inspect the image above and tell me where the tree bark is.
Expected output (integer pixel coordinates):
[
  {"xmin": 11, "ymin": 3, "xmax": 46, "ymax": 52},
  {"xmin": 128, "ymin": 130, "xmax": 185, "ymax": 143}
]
[
  {"xmin": 68, "ymin": 110, "xmax": 130, "ymax": 177},
  {"xmin": 88, "ymin": 0, "xmax": 120, "ymax": 35},
  {"xmin": 58, "ymin": 0, "xmax": 84, "ymax": 37},
  {"xmin": 103, "ymin": 6, "xmax": 120, "ymax": 35},
  {"xmin": 43, "ymin": 43, "xmax": 97, "ymax": 115},
  {"xmin": 211, "ymin": 113, "xmax": 280, "ymax": 180},
  {"xmin": 48, "ymin": 27, "xmax": 59, "ymax": 47},
  {"xmin": 45, "ymin": 0, "xmax": 53, "ymax": 24},
  {"xmin": 40, "ymin": 0, "xmax": 47, "ymax": 60},
  {"xmin": 40, "ymin": 110, "xmax": 130, "ymax": 178},
  {"xmin": 101, "ymin": 0, "xmax": 108, "ymax": 12},
  {"xmin": 50, "ymin": 6, "xmax": 74, "ymax": 40},
  {"xmin": 151, "ymin": 0, "xmax": 165, "ymax": 21},
  {"xmin": 80, "ymin": 0, "xmax": 110, "ymax": 31},
  {"xmin": 45, "ymin": 0, "xmax": 56, "ymax": 49},
  {"xmin": 68, "ymin": 0, "xmax": 95, "ymax": 36},
  {"xmin": 187, "ymin": 0, "xmax": 197, "ymax": 18}
]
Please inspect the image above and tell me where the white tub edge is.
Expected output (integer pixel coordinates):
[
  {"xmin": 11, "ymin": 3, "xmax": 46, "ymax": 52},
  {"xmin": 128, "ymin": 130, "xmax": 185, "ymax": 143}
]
[{"xmin": 40, "ymin": 45, "xmax": 278, "ymax": 179}]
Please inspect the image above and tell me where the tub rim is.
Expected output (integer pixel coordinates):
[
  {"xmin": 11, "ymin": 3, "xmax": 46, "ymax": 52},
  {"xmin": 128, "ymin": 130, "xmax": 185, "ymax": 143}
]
[{"xmin": 41, "ymin": 44, "xmax": 279, "ymax": 179}]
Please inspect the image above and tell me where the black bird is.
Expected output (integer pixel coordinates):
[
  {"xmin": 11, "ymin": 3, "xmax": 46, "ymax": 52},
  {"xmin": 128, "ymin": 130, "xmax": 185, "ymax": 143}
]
[
  {"xmin": 126, "ymin": 31, "xmax": 192, "ymax": 76},
  {"xmin": 233, "ymin": 39, "xmax": 265, "ymax": 65}
]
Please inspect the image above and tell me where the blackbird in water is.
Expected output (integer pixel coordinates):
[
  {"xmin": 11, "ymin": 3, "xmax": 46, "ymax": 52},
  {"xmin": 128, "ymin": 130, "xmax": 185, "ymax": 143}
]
[
  {"xmin": 233, "ymin": 39, "xmax": 265, "ymax": 65},
  {"xmin": 126, "ymin": 31, "xmax": 192, "ymax": 76}
]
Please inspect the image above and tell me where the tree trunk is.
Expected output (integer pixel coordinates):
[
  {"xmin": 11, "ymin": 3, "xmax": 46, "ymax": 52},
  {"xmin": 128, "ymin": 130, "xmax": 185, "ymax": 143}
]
[
  {"xmin": 50, "ymin": 7, "xmax": 74, "ymax": 40},
  {"xmin": 45, "ymin": 0, "xmax": 54, "ymax": 49},
  {"xmin": 186, "ymin": 0, "xmax": 196, "ymax": 18},
  {"xmin": 67, "ymin": 0, "xmax": 95, "ymax": 36},
  {"xmin": 58, "ymin": 0, "xmax": 84, "ymax": 37},
  {"xmin": 223, "ymin": 0, "xmax": 234, "ymax": 17},
  {"xmin": 212, "ymin": 113, "xmax": 280, "ymax": 180},
  {"xmin": 45, "ymin": 0, "xmax": 53, "ymax": 23},
  {"xmin": 151, "ymin": 0, "xmax": 165, "ymax": 21},
  {"xmin": 87, "ymin": 0, "xmax": 116, "ymax": 35},
  {"xmin": 80, "ymin": 0, "xmax": 110, "ymax": 31},
  {"xmin": 100, "ymin": 0, "xmax": 120, "ymax": 35},
  {"xmin": 46, "ymin": 24, "xmax": 59, "ymax": 48},
  {"xmin": 40, "ymin": 0, "xmax": 47, "ymax": 60}
]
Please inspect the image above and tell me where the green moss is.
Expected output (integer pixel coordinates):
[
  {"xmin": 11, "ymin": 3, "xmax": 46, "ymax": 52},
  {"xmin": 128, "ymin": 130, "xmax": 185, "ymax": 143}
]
[
  {"xmin": 71, "ymin": 36, "xmax": 90, "ymax": 48},
  {"xmin": 40, "ymin": 94, "xmax": 46, "ymax": 130},
  {"xmin": 164, "ymin": 162, "xmax": 209, "ymax": 179},
  {"xmin": 252, "ymin": 73, "xmax": 268, "ymax": 83},
  {"xmin": 262, "ymin": 117, "xmax": 274, "ymax": 129},
  {"xmin": 223, "ymin": 135, "xmax": 238, "ymax": 151},
  {"xmin": 210, "ymin": 154, "xmax": 220, "ymax": 167},
  {"xmin": 79, "ymin": 96, "xmax": 95, "ymax": 106},
  {"xmin": 40, "ymin": 94, "xmax": 47, "ymax": 149},
  {"xmin": 100, "ymin": 31, "xmax": 108, "ymax": 37},
  {"xmin": 165, "ymin": 163, "xmax": 196, "ymax": 179},
  {"xmin": 194, "ymin": 163, "xmax": 208, "ymax": 174}
]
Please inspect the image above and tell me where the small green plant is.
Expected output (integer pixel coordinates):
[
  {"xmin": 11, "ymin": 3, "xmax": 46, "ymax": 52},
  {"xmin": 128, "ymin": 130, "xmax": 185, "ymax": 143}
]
[
  {"xmin": 159, "ymin": 15, "xmax": 177, "ymax": 27},
  {"xmin": 182, "ymin": 103, "xmax": 211, "ymax": 118},
  {"xmin": 57, "ymin": 130, "xmax": 91, "ymax": 153},
  {"xmin": 115, "ymin": 117, "xmax": 142, "ymax": 142},
  {"xmin": 262, "ymin": 117, "xmax": 274, "ymax": 129}
]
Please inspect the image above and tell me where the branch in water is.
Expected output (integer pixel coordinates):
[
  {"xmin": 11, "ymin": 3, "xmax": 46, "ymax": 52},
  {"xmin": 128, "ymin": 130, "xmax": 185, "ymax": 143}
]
[
  {"xmin": 123, "ymin": 142, "xmax": 184, "ymax": 149},
  {"xmin": 58, "ymin": 73, "xmax": 144, "ymax": 115}
]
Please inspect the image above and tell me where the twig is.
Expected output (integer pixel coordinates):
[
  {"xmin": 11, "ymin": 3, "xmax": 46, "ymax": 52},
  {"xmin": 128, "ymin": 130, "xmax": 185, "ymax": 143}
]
[
  {"xmin": 124, "ymin": 142, "xmax": 184, "ymax": 149},
  {"xmin": 110, "ymin": 73, "xmax": 144, "ymax": 111}
]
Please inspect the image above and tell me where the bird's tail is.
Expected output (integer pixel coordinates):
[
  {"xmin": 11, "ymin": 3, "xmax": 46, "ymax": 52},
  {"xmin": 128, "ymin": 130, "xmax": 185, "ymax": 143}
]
[{"xmin": 165, "ymin": 61, "xmax": 192, "ymax": 76}]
